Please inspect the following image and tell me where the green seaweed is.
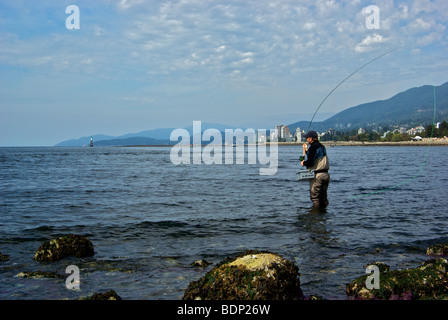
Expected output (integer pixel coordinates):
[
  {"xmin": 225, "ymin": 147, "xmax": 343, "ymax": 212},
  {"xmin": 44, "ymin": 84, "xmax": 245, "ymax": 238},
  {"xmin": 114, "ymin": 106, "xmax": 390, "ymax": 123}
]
[{"xmin": 347, "ymin": 258, "xmax": 448, "ymax": 300}]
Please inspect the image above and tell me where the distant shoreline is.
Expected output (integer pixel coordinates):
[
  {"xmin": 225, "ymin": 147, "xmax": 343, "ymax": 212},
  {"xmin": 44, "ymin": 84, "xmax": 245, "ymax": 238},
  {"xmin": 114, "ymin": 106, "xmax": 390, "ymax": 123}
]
[{"xmin": 123, "ymin": 138, "xmax": 448, "ymax": 148}]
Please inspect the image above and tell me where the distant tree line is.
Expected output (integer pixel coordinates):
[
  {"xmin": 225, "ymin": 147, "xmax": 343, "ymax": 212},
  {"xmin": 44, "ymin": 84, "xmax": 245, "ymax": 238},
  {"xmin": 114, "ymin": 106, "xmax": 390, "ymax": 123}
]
[
  {"xmin": 320, "ymin": 120, "xmax": 448, "ymax": 142},
  {"xmin": 421, "ymin": 121, "xmax": 448, "ymax": 138}
]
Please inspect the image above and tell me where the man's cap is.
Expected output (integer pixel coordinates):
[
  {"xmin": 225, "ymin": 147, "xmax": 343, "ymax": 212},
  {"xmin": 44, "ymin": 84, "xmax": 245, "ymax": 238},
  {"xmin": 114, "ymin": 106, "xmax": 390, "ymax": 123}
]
[{"xmin": 305, "ymin": 130, "xmax": 318, "ymax": 139}]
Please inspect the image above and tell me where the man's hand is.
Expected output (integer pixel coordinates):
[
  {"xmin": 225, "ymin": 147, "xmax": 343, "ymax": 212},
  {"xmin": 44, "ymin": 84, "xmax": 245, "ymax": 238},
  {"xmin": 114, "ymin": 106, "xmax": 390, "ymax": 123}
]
[
  {"xmin": 302, "ymin": 143, "xmax": 308, "ymax": 152},
  {"xmin": 301, "ymin": 160, "xmax": 305, "ymax": 166}
]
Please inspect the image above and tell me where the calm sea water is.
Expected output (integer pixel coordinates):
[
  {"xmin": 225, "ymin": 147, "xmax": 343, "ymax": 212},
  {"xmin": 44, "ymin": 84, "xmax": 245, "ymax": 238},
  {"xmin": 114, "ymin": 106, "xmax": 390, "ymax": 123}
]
[{"xmin": 0, "ymin": 145, "xmax": 447, "ymax": 300}]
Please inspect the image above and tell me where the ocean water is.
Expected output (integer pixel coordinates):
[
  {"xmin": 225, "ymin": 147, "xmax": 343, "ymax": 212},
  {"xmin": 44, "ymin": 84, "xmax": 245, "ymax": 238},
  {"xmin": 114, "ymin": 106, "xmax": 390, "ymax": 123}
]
[{"xmin": 0, "ymin": 145, "xmax": 447, "ymax": 300}]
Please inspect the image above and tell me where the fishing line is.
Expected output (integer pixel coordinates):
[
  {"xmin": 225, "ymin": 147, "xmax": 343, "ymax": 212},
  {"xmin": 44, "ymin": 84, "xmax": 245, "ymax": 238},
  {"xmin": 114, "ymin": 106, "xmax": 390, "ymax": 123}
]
[
  {"xmin": 306, "ymin": 47, "xmax": 400, "ymax": 132},
  {"xmin": 302, "ymin": 47, "xmax": 437, "ymax": 198}
]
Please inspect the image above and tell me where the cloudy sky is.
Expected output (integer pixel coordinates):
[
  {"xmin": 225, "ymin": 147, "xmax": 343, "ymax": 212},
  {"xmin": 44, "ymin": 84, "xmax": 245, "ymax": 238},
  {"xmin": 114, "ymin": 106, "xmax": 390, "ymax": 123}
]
[{"xmin": 1, "ymin": 0, "xmax": 447, "ymax": 146}]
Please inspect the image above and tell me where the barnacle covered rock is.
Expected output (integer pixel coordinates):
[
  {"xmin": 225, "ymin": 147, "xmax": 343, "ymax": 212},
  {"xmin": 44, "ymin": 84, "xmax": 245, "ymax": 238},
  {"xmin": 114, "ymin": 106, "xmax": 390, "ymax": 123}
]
[
  {"xmin": 34, "ymin": 234, "xmax": 94, "ymax": 262},
  {"xmin": 427, "ymin": 243, "xmax": 448, "ymax": 256},
  {"xmin": 183, "ymin": 250, "xmax": 303, "ymax": 300}
]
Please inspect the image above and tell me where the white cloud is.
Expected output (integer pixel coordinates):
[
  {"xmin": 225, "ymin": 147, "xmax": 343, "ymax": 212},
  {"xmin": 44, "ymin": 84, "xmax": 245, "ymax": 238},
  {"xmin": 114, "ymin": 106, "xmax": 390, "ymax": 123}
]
[
  {"xmin": 303, "ymin": 22, "xmax": 316, "ymax": 30},
  {"xmin": 355, "ymin": 33, "xmax": 384, "ymax": 52},
  {"xmin": 335, "ymin": 20, "xmax": 351, "ymax": 33},
  {"xmin": 316, "ymin": 0, "xmax": 339, "ymax": 16},
  {"xmin": 240, "ymin": 52, "xmax": 254, "ymax": 58},
  {"xmin": 118, "ymin": 0, "xmax": 145, "ymax": 10},
  {"xmin": 94, "ymin": 25, "xmax": 107, "ymax": 36},
  {"xmin": 410, "ymin": 18, "xmax": 433, "ymax": 32},
  {"xmin": 415, "ymin": 32, "xmax": 442, "ymax": 46},
  {"xmin": 1, "ymin": 1, "xmax": 445, "ymax": 83},
  {"xmin": 215, "ymin": 45, "xmax": 227, "ymax": 52}
]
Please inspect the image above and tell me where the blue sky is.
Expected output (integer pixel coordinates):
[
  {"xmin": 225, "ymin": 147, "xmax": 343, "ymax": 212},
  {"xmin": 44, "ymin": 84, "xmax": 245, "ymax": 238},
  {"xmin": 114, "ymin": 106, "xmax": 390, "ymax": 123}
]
[{"xmin": 1, "ymin": 0, "xmax": 447, "ymax": 146}]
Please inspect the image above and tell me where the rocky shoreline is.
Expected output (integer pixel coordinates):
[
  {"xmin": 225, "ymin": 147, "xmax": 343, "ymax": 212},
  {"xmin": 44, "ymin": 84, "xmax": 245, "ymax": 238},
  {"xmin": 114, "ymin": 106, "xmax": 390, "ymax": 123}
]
[
  {"xmin": 4, "ymin": 234, "xmax": 448, "ymax": 300},
  {"xmin": 185, "ymin": 246, "xmax": 448, "ymax": 300}
]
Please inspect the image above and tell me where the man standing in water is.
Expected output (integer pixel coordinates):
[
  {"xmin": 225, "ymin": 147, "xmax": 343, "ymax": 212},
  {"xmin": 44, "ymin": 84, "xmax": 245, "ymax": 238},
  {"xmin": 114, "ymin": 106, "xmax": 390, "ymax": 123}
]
[{"xmin": 301, "ymin": 131, "xmax": 330, "ymax": 208}]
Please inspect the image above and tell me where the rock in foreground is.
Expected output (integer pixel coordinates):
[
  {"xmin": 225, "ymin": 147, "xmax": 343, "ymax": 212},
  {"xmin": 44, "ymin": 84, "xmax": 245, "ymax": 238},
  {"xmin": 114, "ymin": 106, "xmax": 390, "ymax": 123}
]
[
  {"xmin": 34, "ymin": 234, "xmax": 94, "ymax": 262},
  {"xmin": 346, "ymin": 258, "xmax": 448, "ymax": 300},
  {"xmin": 17, "ymin": 270, "xmax": 65, "ymax": 279},
  {"xmin": 0, "ymin": 252, "xmax": 9, "ymax": 262},
  {"xmin": 183, "ymin": 250, "xmax": 303, "ymax": 300},
  {"xmin": 191, "ymin": 260, "xmax": 213, "ymax": 267},
  {"xmin": 427, "ymin": 243, "xmax": 448, "ymax": 256}
]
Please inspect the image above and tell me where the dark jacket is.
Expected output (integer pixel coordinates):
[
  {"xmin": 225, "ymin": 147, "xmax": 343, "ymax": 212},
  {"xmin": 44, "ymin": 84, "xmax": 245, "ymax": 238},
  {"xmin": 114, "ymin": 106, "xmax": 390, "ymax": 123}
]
[{"xmin": 303, "ymin": 141, "xmax": 330, "ymax": 173}]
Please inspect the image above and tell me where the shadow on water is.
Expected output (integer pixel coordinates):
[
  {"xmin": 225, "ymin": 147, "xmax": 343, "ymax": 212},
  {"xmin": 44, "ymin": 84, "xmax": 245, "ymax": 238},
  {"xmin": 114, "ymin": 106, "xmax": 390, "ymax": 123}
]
[
  {"xmin": 296, "ymin": 205, "xmax": 332, "ymax": 248},
  {"xmin": 294, "ymin": 205, "xmax": 351, "ymax": 299}
]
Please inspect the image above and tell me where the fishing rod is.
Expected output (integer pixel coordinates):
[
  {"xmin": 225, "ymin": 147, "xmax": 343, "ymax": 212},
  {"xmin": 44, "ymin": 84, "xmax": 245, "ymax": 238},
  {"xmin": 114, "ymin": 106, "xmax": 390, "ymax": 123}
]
[{"xmin": 297, "ymin": 47, "xmax": 400, "ymax": 181}]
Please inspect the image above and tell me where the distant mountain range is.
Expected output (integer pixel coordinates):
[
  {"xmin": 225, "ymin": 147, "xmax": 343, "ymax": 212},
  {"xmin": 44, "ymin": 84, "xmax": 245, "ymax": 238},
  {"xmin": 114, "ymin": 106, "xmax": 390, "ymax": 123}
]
[
  {"xmin": 55, "ymin": 123, "xmax": 243, "ymax": 146},
  {"xmin": 288, "ymin": 81, "xmax": 448, "ymax": 133},
  {"xmin": 55, "ymin": 81, "xmax": 448, "ymax": 146}
]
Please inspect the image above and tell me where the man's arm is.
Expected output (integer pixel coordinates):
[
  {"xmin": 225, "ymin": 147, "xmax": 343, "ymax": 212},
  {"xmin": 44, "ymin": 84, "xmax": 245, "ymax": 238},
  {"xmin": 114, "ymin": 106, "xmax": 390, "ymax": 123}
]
[
  {"xmin": 300, "ymin": 143, "xmax": 307, "ymax": 166},
  {"xmin": 302, "ymin": 144, "xmax": 317, "ymax": 168}
]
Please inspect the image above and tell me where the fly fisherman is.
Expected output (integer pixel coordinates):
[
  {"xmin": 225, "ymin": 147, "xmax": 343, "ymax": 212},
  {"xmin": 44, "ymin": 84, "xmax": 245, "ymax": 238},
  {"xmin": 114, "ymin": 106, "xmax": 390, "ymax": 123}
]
[{"xmin": 301, "ymin": 131, "xmax": 330, "ymax": 208}]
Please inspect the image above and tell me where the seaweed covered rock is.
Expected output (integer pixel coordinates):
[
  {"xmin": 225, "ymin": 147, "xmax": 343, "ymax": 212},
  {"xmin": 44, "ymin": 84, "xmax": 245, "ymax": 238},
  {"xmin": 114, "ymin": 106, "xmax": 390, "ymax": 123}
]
[
  {"xmin": 363, "ymin": 261, "xmax": 390, "ymax": 273},
  {"xmin": 183, "ymin": 250, "xmax": 303, "ymax": 300},
  {"xmin": 346, "ymin": 258, "xmax": 448, "ymax": 300},
  {"xmin": 191, "ymin": 260, "xmax": 213, "ymax": 268},
  {"xmin": 427, "ymin": 244, "xmax": 448, "ymax": 256},
  {"xmin": 34, "ymin": 234, "xmax": 94, "ymax": 262},
  {"xmin": 0, "ymin": 252, "xmax": 9, "ymax": 262},
  {"xmin": 17, "ymin": 270, "xmax": 65, "ymax": 279}
]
